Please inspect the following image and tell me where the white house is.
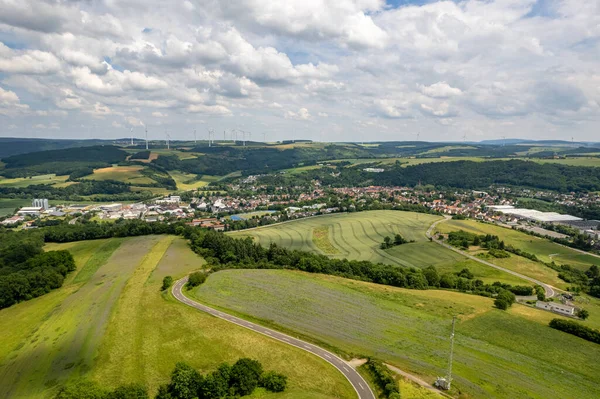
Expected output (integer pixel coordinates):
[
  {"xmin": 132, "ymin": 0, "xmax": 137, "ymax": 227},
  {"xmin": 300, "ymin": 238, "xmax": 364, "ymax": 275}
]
[{"xmin": 535, "ymin": 301, "xmax": 575, "ymax": 316}]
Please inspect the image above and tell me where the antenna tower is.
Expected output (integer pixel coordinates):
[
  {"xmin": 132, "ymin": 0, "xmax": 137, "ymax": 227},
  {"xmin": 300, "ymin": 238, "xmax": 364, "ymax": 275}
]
[{"xmin": 434, "ymin": 316, "xmax": 457, "ymax": 391}]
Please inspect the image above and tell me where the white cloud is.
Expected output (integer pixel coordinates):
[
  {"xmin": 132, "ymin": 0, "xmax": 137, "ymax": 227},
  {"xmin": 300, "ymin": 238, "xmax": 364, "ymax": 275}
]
[
  {"xmin": 0, "ymin": 0, "xmax": 598, "ymax": 140},
  {"xmin": 419, "ymin": 82, "xmax": 462, "ymax": 98},
  {"xmin": 285, "ymin": 107, "xmax": 311, "ymax": 120}
]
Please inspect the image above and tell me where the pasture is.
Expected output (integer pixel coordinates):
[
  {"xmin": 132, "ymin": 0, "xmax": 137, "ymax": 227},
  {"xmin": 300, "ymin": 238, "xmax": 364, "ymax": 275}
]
[
  {"xmin": 0, "ymin": 173, "xmax": 70, "ymax": 188},
  {"xmin": 192, "ymin": 269, "xmax": 600, "ymax": 399},
  {"xmin": 229, "ymin": 211, "xmax": 527, "ymax": 285},
  {"xmin": 169, "ymin": 170, "xmax": 210, "ymax": 190},
  {"xmin": 83, "ymin": 165, "xmax": 155, "ymax": 185},
  {"xmin": 435, "ymin": 219, "xmax": 600, "ymax": 272},
  {"xmin": 0, "ymin": 237, "xmax": 354, "ymax": 399}
]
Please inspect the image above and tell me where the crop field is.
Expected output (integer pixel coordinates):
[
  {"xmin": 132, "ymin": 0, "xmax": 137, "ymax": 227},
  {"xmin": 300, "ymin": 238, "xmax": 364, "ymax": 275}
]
[
  {"xmin": 229, "ymin": 211, "xmax": 527, "ymax": 285},
  {"xmin": 0, "ymin": 237, "xmax": 353, "ymax": 399},
  {"xmin": 192, "ymin": 269, "xmax": 600, "ymax": 399},
  {"xmin": 169, "ymin": 170, "xmax": 210, "ymax": 190},
  {"xmin": 0, "ymin": 198, "xmax": 31, "ymax": 216},
  {"xmin": 436, "ymin": 219, "xmax": 600, "ymax": 271},
  {"xmin": 0, "ymin": 173, "xmax": 70, "ymax": 188},
  {"xmin": 84, "ymin": 165, "xmax": 156, "ymax": 185}
]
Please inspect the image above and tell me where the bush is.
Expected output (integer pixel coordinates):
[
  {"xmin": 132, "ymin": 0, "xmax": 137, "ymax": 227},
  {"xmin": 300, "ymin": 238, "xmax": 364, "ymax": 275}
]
[
  {"xmin": 549, "ymin": 318, "xmax": 600, "ymax": 344},
  {"xmin": 365, "ymin": 359, "xmax": 399, "ymax": 398},
  {"xmin": 577, "ymin": 309, "xmax": 590, "ymax": 320},
  {"xmin": 494, "ymin": 298, "xmax": 509, "ymax": 310},
  {"xmin": 162, "ymin": 276, "xmax": 173, "ymax": 291},
  {"xmin": 186, "ymin": 272, "xmax": 206, "ymax": 288},
  {"xmin": 106, "ymin": 384, "xmax": 149, "ymax": 399},
  {"xmin": 260, "ymin": 371, "xmax": 287, "ymax": 392}
]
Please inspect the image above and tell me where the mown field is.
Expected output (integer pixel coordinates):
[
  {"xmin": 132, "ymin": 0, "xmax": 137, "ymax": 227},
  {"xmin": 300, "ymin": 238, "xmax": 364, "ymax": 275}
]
[
  {"xmin": 435, "ymin": 219, "xmax": 600, "ymax": 272},
  {"xmin": 229, "ymin": 211, "xmax": 527, "ymax": 285},
  {"xmin": 0, "ymin": 236, "xmax": 354, "ymax": 399},
  {"xmin": 83, "ymin": 165, "xmax": 156, "ymax": 185},
  {"xmin": 192, "ymin": 269, "xmax": 600, "ymax": 399},
  {"xmin": 0, "ymin": 173, "xmax": 71, "ymax": 188}
]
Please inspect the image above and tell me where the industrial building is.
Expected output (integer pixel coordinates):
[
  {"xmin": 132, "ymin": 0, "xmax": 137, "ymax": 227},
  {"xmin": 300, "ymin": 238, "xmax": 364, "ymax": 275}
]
[
  {"xmin": 32, "ymin": 198, "xmax": 49, "ymax": 209},
  {"xmin": 17, "ymin": 207, "xmax": 43, "ymax": 216},
  {"xmin": 486, "ymin": 205, "xmax": 582, "ymax": 223}
]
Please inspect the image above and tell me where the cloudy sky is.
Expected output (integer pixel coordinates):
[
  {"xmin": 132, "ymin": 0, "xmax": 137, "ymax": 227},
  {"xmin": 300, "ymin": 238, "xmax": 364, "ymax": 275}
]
[{"xmin": 0, "ymin": 0, "xmax": 598, "ymax": 142}]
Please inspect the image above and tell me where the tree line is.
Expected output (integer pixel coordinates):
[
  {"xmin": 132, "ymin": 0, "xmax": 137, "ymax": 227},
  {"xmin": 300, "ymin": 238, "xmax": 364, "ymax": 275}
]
[{"xmin": 0, "ymin": 230, "xmax": 75, "ymax": 309}]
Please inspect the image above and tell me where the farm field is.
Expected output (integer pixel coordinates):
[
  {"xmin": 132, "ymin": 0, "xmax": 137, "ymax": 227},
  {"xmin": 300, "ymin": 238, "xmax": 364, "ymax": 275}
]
[
  {"xmin": 169, "ymin": 170, "xmax": 210, "ymax": 190},
  {"xmin": 192, "ymin": 269, "xmax": 600, "ymax": 399},
  {"xmin": 0, "ymin": 173, "xmax": 70, "ymax": 188},
  {"xmin": 229, "ymin": 211, "xmax": 528, "ymax": 285},
  {"xmin": 83, "ymin": 165, "xmax": 155, "ymax": 185},
  {"xmin": 435, "ymin": 219, "xmax": 600, "ymax": 271},
  {"xmin": 0, "ymin": 236, "xmax": 353, "ymax": 399},
  {"xmin": 0, "ymin": 198, "xmax": 31, "ymax": 216}
]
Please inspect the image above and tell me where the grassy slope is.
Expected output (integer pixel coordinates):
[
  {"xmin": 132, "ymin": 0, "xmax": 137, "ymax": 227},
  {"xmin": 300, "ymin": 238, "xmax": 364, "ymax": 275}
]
[
  {"xmin": 192, "ymin": 269, "xmax": 600, "ymax": 399},
  {"xmin": 83, "ymin": 165, "xmax": 155, "ymax": 185},
  {"xmin": 436, "ymin": 219, "xmax": 600, "ymax": 271},
  {"xmin": 169, "ymin": 170, "xmax": 210, "ymax": 190},
  {"xmin": 0, "ymin": 174, "xmax": 70, "ymax": 188},
  {"xmin": 229, "ymin": 211, "xmax": 527, "ymax": 285},
  {"xmin": 0, "ymin": 237, "xmax": 354, "ymax": 399}
]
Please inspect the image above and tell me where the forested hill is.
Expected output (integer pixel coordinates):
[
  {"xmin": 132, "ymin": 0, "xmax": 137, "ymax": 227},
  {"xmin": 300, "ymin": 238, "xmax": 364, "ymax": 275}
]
[
  {"xmin": 0, "ymin": 138, "xmax": 109, "ymax": 159},
  {"xmin": 374, "ymin": 160, "xmax": 600, "ymax": 192},
  {"xmin": 0, "ymin": 145, "xmax": 128, "ymax": 178}
]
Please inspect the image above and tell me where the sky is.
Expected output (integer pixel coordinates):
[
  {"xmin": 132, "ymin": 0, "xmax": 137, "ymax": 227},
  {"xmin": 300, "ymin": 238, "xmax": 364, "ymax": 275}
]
[{"xmin": 0, "ymin": 0, "xmax": 599, "ymax": 142}]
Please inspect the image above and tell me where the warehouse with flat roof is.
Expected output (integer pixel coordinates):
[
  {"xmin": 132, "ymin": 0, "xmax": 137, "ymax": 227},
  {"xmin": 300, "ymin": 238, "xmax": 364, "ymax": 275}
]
[{"xmin": 487, "ymin": 205, "xmax": 582, "ymax": 223}]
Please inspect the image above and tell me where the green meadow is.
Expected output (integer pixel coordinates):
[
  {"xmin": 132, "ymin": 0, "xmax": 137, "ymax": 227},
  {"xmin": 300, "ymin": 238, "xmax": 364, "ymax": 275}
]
[
  {"xmin": 192, "ymin": 269, "xmax": 600, "ymax": 399},
  {"xmin": 0, "ymin": 237, "xmax": 354, "ymax": 399},
  {"xmin": 229, "ymin": 211, "xmax": 527, "ymax": 285},
  {"xmin": 436, "ymin": 219, "xmax": 600, "ymax": 272}
]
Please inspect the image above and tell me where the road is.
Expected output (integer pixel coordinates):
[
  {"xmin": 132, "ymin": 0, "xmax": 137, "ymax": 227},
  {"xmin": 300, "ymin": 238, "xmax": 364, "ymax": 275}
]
[
  {"xmin": 426, "ymin": 217, "xmax": 556, "ymax": 298},
  {"xmin": 172, "ymin": 277, "xmax": 376, "ymax": 399}
]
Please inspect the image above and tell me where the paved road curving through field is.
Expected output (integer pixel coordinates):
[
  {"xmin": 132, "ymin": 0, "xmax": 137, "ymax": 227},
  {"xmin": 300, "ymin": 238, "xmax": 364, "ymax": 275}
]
[
  {"xmin": 172, "ymin": 277, "xmax": 376, "ymax": 399},
  {"xmin": 426, "ymin": 217, "xmax": 556, "ymax": 298}
]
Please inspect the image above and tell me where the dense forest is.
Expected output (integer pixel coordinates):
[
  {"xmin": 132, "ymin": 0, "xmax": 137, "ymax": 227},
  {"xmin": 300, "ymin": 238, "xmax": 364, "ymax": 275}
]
[
  {"xmin": 0, "ymin": 138, "xmax": 109, "ymax": 158},
  {"xmin": 374, "ymin": 160, "xmax": 600, "ymax": 192},
  {"xmin": 0, "ymin": 145, "xmax": 128, "ymax": 178},
  {"xmin": 0, "ymin": 230, "xmax": 75, "ymax": 309}
]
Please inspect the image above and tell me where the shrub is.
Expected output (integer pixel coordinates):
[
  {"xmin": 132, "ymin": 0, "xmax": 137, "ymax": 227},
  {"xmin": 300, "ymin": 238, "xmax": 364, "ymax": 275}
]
[
  {"xmin": 549, "ymin": 318, "xmax": 600, "ymax": 344},
  {"xmin": 365, "ymin": 359, "xmax": 399, "ymax": 398},
  {"xmin": 162, "ymin": 276, "xmax": 173, "ymax": 291},
  {"xmin": 260, "ymin": 371, "xmax": 287, "ymax": 392},
  {"xmin": 186, "ymin": 272, "xmax": 206, "ymax": 288},
  {"xmin": 577, "ymin": 309, "xmax": 590, "ymax": 320}
]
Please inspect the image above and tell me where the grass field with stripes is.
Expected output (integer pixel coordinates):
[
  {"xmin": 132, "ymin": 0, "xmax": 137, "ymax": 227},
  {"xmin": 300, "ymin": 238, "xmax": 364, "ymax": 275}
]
[{"xmin": 228, "ymin": 211, "xmax": 527, "ymax": 284}]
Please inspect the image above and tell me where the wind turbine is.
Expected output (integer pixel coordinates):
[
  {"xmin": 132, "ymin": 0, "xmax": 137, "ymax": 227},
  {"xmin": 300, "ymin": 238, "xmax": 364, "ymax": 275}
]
[
  {"xmin": 145, "ymin": 125, "xmax": 149, "ymax": 150},
  {"xmin": 130, "ymin": 127, "xmax": 134, "ymax": 146},
  {"xmin": 502, "ymin": 136, "xmax": 506, "ymax": 147},
  {"xmin": 207, "ymin": 129, "xmax": 215, "ymax": 147},
  {"xmin": 462, "ymin": 132, "xmax": 467, "ymax": 142},
  {"xmin": 262, "ymin": 132, "xmax": 266, "ymax": 143},
  {"xmin": 194, "ymin": 129, "xmax": 197, "ymax": 145},
  {"xmin": 165, "ymin": 129, "xmax": 170, "ymax": 150}
]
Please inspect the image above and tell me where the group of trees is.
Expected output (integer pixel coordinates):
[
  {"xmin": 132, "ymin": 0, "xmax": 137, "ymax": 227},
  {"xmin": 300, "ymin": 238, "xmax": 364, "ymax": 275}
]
[
  {"xmin": 0, "ymin": 230, "xmax": 75, "ymax": 309},
  {"xmin": 549, "ymin": 318, "xmax": 600, "ymax": 345},
  {"xmin": 365, "ymin": 359, "xmax": 399, "ymax": 399},
  {"xmin": 156, "ymin": 359, "xmax": 286, "ymax": 399},
  {"xmin": 379, "ymin": 234, "xmax": 412, "ymax": 249},
  {"xmin": 446, "ymin": 230, "xmax": 505, "ymax": 251}
]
